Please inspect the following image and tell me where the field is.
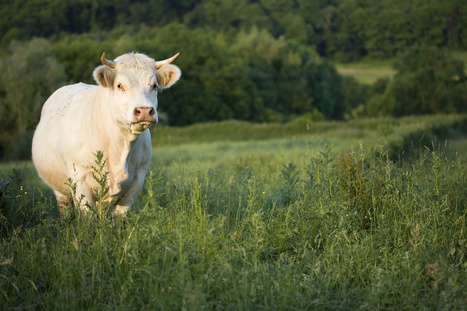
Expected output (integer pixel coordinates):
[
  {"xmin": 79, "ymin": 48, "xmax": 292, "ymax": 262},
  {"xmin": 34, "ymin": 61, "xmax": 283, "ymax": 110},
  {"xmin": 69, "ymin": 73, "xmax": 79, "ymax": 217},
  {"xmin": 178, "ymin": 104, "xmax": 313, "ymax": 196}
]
[
  {"xmin": 335, "ymin": 58, "xmax": 396, "ymax": 84},
  {"xmin": 335, "ymin": 50, "xmax": 467, "ymax": 84},
  {"xmin": 1, "ymin": 115, "xmax": 466, "ymax": 310}
]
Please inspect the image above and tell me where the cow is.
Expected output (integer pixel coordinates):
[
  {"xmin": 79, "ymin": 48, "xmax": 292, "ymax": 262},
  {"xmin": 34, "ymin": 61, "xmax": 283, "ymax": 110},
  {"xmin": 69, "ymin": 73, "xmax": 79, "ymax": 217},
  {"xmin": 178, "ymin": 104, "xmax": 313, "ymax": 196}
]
[{"xmin": 32, "ymin": 52, "xmax": 181, "ymax": 217}]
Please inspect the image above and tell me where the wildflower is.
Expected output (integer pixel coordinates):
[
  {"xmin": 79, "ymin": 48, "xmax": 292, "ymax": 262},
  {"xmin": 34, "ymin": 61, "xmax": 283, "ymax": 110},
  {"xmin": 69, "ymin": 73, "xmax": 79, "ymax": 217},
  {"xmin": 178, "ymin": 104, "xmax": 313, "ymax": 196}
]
[
  {"xmin": 168, "ymin": 286, "xmax": 172, "ymax": 290},
  {"xmin": 20, "ymin": 186, "xmax": 23, "ymax": 191},
  {"xmin": 211, "ymin": 278, "xmax": 215, "ymax": 282},
  {"xmin": 262, "ymin": 191, "xmax": 265, "ymax": 195}
]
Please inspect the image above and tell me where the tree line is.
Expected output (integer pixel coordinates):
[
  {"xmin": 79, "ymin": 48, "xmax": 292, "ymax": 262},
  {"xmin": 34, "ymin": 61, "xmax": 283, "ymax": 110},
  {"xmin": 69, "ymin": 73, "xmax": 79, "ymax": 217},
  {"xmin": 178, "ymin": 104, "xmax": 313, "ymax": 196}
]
[
  {"xmin": 1, "ymin": 0, "xmax": 466, "ymax": 60},
  {"xmin": 0, "ymin": 0, "xmax": 467, "ymax": 159}
]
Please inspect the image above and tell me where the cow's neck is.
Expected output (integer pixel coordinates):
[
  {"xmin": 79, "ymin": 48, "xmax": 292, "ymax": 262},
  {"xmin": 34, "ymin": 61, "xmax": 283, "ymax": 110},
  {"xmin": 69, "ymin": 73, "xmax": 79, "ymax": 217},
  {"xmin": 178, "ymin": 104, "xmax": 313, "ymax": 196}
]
[
  {"xmin": 98, "ymin": 90, "xmax": 142, "ymax": 197},
  {"xmin": 106, "ymin": 129, "xmax": 144, "ymax": 198}
]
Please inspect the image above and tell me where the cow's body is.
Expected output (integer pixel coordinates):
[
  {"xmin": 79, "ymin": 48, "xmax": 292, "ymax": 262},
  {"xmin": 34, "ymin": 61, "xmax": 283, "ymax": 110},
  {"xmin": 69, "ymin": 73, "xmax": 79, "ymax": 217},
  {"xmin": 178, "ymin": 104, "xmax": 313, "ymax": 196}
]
[{"xmin": 32, "ymin": 52, "xmax": 181, "ymax": 216}]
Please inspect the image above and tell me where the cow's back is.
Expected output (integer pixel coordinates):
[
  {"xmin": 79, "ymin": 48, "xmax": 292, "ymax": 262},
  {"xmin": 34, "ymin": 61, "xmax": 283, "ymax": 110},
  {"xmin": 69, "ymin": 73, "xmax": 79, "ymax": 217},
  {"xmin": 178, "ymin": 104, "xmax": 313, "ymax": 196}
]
[
  {"xmin": 32, "ymin": 83, "xmax": 95, "ymax": 194},
  {"xmin": 38, "ymin": 83, "xmax": 94, "ymax": 122}
]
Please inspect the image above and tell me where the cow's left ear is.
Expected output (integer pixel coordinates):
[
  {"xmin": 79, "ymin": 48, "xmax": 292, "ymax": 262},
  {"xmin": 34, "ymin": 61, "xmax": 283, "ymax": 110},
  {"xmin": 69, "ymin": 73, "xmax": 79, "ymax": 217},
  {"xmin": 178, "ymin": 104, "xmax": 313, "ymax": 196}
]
[
  {"xmin": 156, "ymin": 64, "xmax": 181, "ymax": 90},
  {"xmin": 93, "ymin": 65, "xmax": 116, "ymax": 88}
]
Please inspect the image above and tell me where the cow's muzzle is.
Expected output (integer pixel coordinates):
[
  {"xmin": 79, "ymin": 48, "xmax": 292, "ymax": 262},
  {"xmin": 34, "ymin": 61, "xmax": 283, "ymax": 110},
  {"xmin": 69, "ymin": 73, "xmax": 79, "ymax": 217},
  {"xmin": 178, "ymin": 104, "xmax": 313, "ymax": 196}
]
[
  {"xmin": 134, "ymin": 107, "xmax": 156, "ymax": 123},
  {"xmin": 128, "ymin": 107, "xmax": 157, "ymax": 134}
]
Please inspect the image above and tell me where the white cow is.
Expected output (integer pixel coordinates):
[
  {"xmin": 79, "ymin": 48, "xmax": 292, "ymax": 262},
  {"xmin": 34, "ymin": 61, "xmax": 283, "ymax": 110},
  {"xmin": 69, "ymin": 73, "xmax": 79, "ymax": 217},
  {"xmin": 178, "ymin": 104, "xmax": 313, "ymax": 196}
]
[{"xmin": 32, "ymin": 52, "xmax": 181, "ymax": 217}]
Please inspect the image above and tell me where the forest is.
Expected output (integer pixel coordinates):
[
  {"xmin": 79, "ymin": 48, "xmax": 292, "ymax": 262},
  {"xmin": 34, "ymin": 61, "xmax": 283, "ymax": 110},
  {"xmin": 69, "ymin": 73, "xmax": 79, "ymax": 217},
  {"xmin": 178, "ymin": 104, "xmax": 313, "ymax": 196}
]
[{"xmin": 1, "ymin": 0, "xmax": 467, "ymax": 159}]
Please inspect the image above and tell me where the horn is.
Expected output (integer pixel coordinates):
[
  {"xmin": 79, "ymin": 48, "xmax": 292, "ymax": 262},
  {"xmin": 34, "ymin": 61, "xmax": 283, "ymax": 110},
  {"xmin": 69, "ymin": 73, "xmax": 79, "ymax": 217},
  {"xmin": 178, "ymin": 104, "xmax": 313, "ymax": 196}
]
[
  {"xmin": 155, "ymin": 52, "xmax": 180, "ymax": 69},
  {"xmin": 101, "ymin": 52, "xmax": 117, "ymax": 68}
]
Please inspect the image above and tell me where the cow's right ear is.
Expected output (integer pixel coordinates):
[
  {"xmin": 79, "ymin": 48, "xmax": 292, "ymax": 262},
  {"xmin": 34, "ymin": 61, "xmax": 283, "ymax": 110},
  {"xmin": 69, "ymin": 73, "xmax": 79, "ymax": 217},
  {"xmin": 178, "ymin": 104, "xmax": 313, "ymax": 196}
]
[{"xmin": 93, "ymin": 65, "xmax": 116, "ymax": 87}]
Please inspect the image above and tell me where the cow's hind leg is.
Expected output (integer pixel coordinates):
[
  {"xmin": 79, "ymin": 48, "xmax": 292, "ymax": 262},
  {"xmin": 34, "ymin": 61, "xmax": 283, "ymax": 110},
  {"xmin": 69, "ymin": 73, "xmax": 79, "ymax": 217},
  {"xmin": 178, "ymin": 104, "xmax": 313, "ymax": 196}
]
[{"xmin": 54, "ymin": 191, "xmax": 72, "ymax": 218}]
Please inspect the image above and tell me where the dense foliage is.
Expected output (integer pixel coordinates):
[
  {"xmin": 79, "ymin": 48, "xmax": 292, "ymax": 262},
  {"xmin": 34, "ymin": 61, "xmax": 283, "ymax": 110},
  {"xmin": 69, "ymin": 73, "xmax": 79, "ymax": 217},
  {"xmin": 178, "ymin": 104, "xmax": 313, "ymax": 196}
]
[
  {"xmin": 0, "ymin": 39, "xmax": 67, "ymax": 159},
  {"xmin": 365, "ymin": 46, "xmax": 467, "ymax": 117},
  {"xmin": 1, "ymin": 0, "xmax": 466, "ymax": 59},
  {"xmin": 0, "ymin": 0, "xmax": 467, "ymax": 159}
]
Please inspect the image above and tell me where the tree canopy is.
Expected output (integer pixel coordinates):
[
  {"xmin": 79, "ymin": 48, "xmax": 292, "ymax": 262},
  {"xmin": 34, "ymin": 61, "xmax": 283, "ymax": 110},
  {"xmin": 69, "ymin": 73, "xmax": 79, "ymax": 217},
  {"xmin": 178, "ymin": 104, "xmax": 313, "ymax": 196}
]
[
  {"xmin": 366, "ymin": 46, "xmax": 467, "ymax": 117},
  {"xmin": 1, "ymin": 0, "xmax": 466, "ymax": 60}
]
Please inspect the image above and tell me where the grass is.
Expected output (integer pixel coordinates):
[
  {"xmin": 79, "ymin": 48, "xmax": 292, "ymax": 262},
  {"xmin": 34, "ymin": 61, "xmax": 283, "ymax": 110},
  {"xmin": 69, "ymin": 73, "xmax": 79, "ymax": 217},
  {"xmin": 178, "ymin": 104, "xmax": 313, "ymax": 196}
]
[
  {"xmin": 334, "ymin": 50, "xmax": 467, "ymax": 84},
  {"xmin": 152, "ymin": 114, "xmax": 467, "ymax": 155},
  {"xmin": 0, "ymin": 115, "xmax": 466, "ymax": 310},
  {"xmin": 451, "ymin": 49, "xmax": 467, "ymax": 75},
  {"xmin": 334, "ymin": 58, "xmax": 396, "ymax": 84}
]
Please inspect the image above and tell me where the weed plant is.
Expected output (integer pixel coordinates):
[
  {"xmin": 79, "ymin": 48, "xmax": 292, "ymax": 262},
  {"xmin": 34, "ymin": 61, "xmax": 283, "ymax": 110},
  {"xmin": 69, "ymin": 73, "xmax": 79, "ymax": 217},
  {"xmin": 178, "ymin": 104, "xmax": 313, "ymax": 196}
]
[{"xmin": 0, "ymin": 118, "xmax": 466, "ymax": 310}]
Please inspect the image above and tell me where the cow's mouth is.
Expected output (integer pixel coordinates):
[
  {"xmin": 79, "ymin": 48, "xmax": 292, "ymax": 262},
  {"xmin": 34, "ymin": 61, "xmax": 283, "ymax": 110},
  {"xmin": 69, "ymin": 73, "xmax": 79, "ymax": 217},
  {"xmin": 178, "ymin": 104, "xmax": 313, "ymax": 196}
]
[{"xmin": 128, "ymin": 122, "xmax": 154, "ymax": 134}]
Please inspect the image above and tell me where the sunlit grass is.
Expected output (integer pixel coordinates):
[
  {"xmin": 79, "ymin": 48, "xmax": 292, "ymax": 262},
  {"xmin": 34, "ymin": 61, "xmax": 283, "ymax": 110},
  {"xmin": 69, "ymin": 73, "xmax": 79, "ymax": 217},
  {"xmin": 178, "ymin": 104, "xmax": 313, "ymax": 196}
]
[
  {"xmin": 451, "ymin": 49, "xmax": 467, "ymax": 75},
  {"xmin": 335, "ymin": 49, "xmax": 467, "ymax": 84},
  {"xmin": 335, "ymin": 58, "xmax": 396, "ymax": 84}
]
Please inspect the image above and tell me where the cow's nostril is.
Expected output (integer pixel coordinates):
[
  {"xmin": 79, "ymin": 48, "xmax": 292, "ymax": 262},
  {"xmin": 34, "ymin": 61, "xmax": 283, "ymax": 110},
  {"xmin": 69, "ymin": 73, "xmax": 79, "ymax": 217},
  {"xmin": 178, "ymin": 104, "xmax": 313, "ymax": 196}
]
[
  {"xmin": 134, "ymin": 108, "xmax": 142, "ymax": 117},
  {"xmin": 149, "ymin": 108, "xmax": 155, "ymax": 116}
]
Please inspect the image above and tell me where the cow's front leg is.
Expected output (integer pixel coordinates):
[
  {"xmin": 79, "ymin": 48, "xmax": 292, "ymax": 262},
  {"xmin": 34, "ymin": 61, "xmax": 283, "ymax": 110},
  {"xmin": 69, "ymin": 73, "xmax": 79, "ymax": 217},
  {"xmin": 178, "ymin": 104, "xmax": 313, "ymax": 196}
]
[
  {"xmin": 72, "ymin": 178, "xmax": 94, "ymax": 214},
  {"xmin": 112, "ymin": 173, "xmax": 146, "ymax": 216}
]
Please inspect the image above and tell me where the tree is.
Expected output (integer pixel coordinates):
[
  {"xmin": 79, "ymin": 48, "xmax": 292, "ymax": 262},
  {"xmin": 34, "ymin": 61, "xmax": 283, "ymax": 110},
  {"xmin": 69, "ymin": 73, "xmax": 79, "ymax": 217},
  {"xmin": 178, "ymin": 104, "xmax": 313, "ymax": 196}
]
[
  {"xmin": 369, "ymin": 45, "xmax": 467, "ymax": 116},
  {"xmin": 0, "ymin": 38, "xmax": 67, "ymax": 159}
]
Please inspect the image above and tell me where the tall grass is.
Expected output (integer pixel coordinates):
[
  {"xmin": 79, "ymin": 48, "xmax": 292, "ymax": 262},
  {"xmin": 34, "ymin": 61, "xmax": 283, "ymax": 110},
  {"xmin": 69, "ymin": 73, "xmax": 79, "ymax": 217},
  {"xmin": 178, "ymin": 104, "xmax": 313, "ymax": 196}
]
[{"xmin": 0, "ymin": 116, "xmax": 466, "ymax": 310}]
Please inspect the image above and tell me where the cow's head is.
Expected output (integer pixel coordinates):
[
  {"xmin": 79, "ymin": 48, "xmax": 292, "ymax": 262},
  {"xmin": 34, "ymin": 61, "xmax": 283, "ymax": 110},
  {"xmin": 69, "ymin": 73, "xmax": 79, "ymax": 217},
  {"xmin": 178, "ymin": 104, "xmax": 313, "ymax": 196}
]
[{"xmin": 93, "ymin": 52, "xmax": 181, "ymax": 134}]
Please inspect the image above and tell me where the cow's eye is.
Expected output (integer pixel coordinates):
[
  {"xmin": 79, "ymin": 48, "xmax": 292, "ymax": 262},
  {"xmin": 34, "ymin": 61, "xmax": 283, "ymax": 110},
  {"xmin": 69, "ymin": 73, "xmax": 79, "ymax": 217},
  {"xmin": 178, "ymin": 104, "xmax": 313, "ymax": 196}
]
[{"xmin": 116, "ymin": 83, "xmax": 125, "ymax": 91}]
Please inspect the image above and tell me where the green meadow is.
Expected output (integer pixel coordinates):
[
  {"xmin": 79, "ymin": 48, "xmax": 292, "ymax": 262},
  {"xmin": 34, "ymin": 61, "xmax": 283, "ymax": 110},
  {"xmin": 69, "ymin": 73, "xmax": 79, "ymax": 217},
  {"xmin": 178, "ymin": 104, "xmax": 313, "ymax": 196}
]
[
  {"xmin": 1, "ymin": 115, "xmax": 466, "ymax": 310},
  {"xmin": 335, "ymin": 50, "xmax": 467, "ymax": 84},
  {"xmin": 335, "ymin": 58, "xmax": 396, "ymax": 85}
]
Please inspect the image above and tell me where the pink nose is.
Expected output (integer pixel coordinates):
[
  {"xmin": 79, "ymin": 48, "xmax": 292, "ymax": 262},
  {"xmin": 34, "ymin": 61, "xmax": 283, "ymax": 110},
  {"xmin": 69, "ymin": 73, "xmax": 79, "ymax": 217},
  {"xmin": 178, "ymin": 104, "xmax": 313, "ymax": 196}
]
[{"xmin": 134, "ymin": 107, "xmax": 156, "ymax": 123}]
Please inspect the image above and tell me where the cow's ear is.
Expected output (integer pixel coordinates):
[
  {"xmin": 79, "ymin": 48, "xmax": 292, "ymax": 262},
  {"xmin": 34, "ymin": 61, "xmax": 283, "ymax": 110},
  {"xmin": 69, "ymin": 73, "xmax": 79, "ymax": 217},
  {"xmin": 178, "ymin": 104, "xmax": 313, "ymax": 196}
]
[
  {"xmin": 156, "ymin": 64, "xmax": 181, "ymax": 89},
  {"xmin": 93, "ymin": 65, "xmax": 116, "ymax": 87}
]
